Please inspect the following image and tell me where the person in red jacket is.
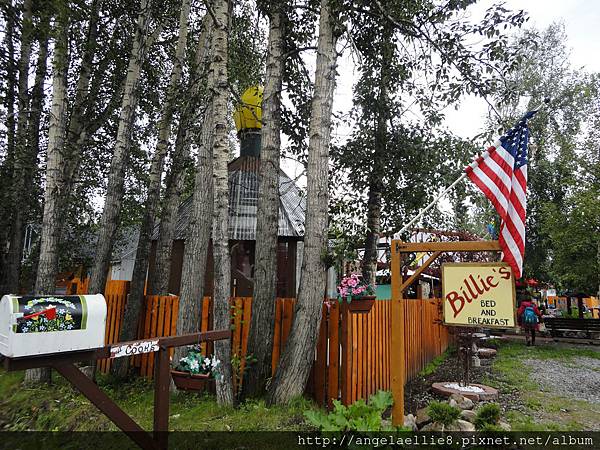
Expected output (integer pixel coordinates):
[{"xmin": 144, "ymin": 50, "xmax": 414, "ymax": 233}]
[{"xmin": 517, "ymin": 297, "xmax": 544, "ymax": 346}]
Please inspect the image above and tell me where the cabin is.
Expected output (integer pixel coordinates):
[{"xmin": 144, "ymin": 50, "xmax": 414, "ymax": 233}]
[{"xmin": 146, "ymin": 86, "xmax": 305, "ymax": 297}]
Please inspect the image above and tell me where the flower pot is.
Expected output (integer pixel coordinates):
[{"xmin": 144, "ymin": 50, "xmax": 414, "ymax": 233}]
[
  {"xmin": 170, "ymin": 370, "xmax": 215, "ymax": 393},
  {"xmin": 348, "ymin": 295, "xmax": 376, "ymax": 313}
]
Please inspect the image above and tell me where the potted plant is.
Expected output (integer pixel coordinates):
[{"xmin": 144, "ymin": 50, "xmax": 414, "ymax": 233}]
[
  {"xmin": 337, "ymin": 273, "xmax": 376, "ymax": 313},
  {"xmin": 170, "ymin": 346, "xmax": 222, "ymax": 393}
]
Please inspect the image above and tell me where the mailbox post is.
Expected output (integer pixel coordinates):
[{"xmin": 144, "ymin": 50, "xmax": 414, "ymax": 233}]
[{"xmin": 1, "ymin": 293, "xmax": 231, "ymax": 450}]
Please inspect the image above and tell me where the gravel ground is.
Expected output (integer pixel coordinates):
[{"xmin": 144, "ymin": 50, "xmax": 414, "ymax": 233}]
[{"xmin": 523, "ymin": 357, "xmax": 600, "ymax": 404}]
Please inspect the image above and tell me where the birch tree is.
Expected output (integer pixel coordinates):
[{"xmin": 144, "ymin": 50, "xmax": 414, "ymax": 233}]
[
  {"xmin": 5, "ymin": 0, "xmax": 34, "ymax": 293},
  {"xmin": 152, "ymin": 15, "xmax": 212, "ymax": 296},
  {"xmin": 267, "ymin": 0, "xmax": 339, "ymax": 405},
  {"xmin": 112, "ymin": 0, "xmax": 191, "ymax": 378},
  {"xmin": 171, "ymin": 19, "xmax": 214, "ymax": 366},
  {"xmin": 24, "ymin": 0, "xmax": 68, "ymax": 385},
  {"xmin": 241, "ymin": 0, "xmax": 284, "ymax": 399},
  {"xmin": 0, "ymin": 1, "xmax": 17, "ymax": 288},
  {"xmin": 88, "ymin": 0, "xmax": 154, "ymax": 295},
  {"xmin": 209, "ymin": 0, "xmax": 235, "ymax": 405}
]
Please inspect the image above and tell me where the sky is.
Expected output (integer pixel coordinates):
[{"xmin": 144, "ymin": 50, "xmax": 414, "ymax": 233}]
[{"xmin": 281, "ymin": 0, "xmax": 600, "ymax": 187}]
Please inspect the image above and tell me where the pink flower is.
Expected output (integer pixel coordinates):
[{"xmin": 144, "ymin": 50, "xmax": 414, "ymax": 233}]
[{"xmin": 347, "ymin": 278, "xmax": 358, "ymax": 288}]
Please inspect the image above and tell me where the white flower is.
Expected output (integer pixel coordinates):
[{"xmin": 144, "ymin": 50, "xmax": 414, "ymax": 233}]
[{"xmin": 189, "ymin": 360, "xmax": 200, "ymax": 371}]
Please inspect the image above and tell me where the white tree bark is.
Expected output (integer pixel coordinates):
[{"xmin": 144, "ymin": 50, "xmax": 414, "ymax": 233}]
[
  {"xmin": 209, "ymin": 0, "xmax": 235, "ymax": 405},
  {"xmin": 267, "ymin": 0, "xmax": 339, "ymax": 404},
  {"xmin": 112, "ymin": 0, "xmax": 192, "ymax": 379},
  {"xmin": 242, "ymin": 5, "xmax": 284, "ymax": 398},
  {"xmin": 153, "ymin": 15, "xmax": 212, "ymax": 296},
  {"xmin": 89, "ymin": 0, "xmax": 154, "ymax": 295},
  {"xmin": 24, "ymin": 1, "xmax": 68, "ymax": 385}
]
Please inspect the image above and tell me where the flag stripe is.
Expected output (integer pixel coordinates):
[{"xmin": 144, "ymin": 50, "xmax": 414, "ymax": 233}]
[{"xmin": 465, "ymin": 112, "xmax": 535, "ymax": 279}]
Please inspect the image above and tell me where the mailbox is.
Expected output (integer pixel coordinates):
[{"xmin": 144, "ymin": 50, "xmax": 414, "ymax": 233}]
[{"xmin": 0, "ymin": 294, "xmax": 107, "ymax": 358}]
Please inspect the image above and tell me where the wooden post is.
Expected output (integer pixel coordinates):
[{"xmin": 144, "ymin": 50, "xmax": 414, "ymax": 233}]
[
  {"xmin": 390, "ymin": 241, "xmax": 405, "ymax": 426},
  {"xmin": 153, "ymin": 346, "xmax": 170, "ymax": 449},
  {"xmin": 340, "ymin": 302, "xmax": 351, "ymax": 405},
  {"xmin": 53, "ymin": 363, "xmax": 159, "ymax": 450}
]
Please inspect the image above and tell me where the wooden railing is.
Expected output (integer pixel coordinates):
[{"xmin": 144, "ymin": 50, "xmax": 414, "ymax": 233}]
[{"xmin": 71, "ymin": 278, "xmax": 450, "ymax": 406}]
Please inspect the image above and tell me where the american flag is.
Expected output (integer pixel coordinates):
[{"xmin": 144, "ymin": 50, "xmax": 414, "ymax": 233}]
[{"xmin": 465, "ymin": 111, "xmax": 537, "ymax": 279}]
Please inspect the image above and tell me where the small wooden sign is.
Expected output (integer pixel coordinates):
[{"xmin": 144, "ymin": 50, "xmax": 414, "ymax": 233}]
[
  {"xmin": 442, "ymin": 262, "xmax": 516, "ymax": 328},
  {"xmin": 110, "ymin": 339, "xmax": 159, "ymax": 358}
]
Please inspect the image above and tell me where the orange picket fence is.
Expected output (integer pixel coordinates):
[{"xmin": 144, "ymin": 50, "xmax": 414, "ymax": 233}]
[
  {"xmin": 310, "ymin": 298, "xmax": 450, "ymax": 407},
  {"xmin": 69, "ymin": 278, "xmax": 450, "ymax": 406}
]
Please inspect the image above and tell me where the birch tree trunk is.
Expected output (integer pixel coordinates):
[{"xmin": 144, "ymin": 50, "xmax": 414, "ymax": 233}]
[
  {"xmin": 34, "ymin": 0, "xmax": 101, "ymax": 303},
  {"xmin": 209, "ymin": 0, "xmax": 235, "ymax": 405},
  {"xmin": 241, "ymin": 5, "xmax": 284, "ymax": 399},
  {"xmin": 267, "ymin": 0, "xmax": 338, "ymax": 405},
  {"xmin": 172, "ymin": 19, "xmax": 215, "ymax": 364},
  {"xmin": 60, "ymin": 0, "xmax": 102, "ymax": 204},
  {"xmin": 88, "ymin": 0, "xmax": 153, "ymax": 295},
  {"xmin": 24, "ymin": 2, "xmax": 68, "ymax": 386},
  {"xmin": 152, "ymin": 15, "xmax": 212, "ymax": 296},
  {"xmin": 6, "ymin": 0, "xmax": 34, "ymax": 293},
  {"xmin": 0, "ymin": 1, "xmax": 17, "ymax": 285},
  {"xmin": 361, "ymin": 24, "xmax": 391, "ymax": 287},
  {"xmin": 112, "ymin": 0, "xmax": 191, "ymax": 378}
]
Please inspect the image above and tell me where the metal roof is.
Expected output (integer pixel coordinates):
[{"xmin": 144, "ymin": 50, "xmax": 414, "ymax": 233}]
[{"xmin": 152, "ymin": 156, "xmax": 305, "ymax": 241}]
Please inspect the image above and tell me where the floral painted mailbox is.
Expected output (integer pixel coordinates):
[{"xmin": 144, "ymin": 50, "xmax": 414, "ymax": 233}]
[{"xmin": 0, "ymin": 294, "xmax": 106, "ymax": 358}]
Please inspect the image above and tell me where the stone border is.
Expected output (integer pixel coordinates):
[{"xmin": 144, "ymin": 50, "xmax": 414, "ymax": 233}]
[
  {"xmin": 477, "ymin": 348, "xmax": 497, "ymax": 359},
  {"xmin": 432, "ymin": 382, "xmax": 498, "ymax": 401}
]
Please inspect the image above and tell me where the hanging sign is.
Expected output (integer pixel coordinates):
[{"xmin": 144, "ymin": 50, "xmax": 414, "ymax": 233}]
[
  {"xmin": 110, "ymin": 339, "xmax": 159, "ymax": 359},
  {"xmin": 442, "ymin": 262, "xmax": 516, "ymax": 328}
]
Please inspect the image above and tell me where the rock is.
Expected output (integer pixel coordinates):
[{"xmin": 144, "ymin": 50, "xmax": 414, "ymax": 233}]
[
  {"xmin": 403, "ymin": 414, "xmax": 418, "ymax": 431},
  {"xmin": 458, "ymin": 397, "xmax": 475, "ymax": 410},
  {"xmin": 460, "ymin": 409, "xmax": 477, "ymax": 423},
  {"xmin": 450, "ymin": 393, "xmax": 465, "ymax": 403},
  {"xmin": 416, "ymin": 408, "xmax": 431, "ymax": 427},
  {"xmin": 456, "ymin": 419, "xmax": 476, "ymax": 432},
  {"xmin": 498, "ymin": 421, "xmax": 511, "ymax": 431},
  {"xmin": 420, "ymin": 422, "xmax": 444, "ymax": 432},
  {"xmin": 449, "ymin": 398, "xmax": 458, "ymax": 408}
]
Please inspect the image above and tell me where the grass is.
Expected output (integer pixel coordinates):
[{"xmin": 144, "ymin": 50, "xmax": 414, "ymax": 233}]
[
  {"xmin": 487, "ymin": 341, "xmax": 600, "ymax": 431},
  {"xmin": 0, "ymin": 368, "xmax": 319, "ymax": 432}
]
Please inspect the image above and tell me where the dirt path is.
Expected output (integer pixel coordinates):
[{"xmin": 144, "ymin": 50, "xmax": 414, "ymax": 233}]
[{"xmin": 524, "ymin": 356, "xmax": 600, "ymax": 404}]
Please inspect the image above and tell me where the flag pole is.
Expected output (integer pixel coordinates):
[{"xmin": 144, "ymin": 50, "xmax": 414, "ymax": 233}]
[{"xmin": 393, "ymin": 98, "xmax": 550, "ymax": 239}]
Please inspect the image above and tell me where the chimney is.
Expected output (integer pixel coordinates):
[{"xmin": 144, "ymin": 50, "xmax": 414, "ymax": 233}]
[{"xmin": 233, "ymin": 86, "xmax": 263, "ymax": 158}]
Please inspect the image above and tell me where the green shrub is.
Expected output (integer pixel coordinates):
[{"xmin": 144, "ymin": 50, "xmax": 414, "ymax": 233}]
[
  {"xmin": 478, "ymin": 422, "xmax": 503, "ymax": 432},
  {"xmin": 427, "ymin": 401, "xmax": 461, "ymax": 426},
  {"xmin": 475, "ymin": 403, "xmax": 501, "ymax": 430},
  {"xmin": 304, "ymin": 390, "xmax": 408, "ymax": 432}
]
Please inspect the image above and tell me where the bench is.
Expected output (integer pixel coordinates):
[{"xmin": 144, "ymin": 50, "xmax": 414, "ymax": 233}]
[{"xmin": 544, "ymin": 318, "xmax": 600, "ymax": 340}]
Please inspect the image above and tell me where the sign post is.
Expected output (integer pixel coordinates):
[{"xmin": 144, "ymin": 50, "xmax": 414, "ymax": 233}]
[{"xmin": 390, "ymin": 240, "xmax": 503, "ymax": 426}]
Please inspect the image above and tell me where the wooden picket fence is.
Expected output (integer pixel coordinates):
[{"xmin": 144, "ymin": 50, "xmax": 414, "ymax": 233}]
[
  {"xmin": 70, "ymin": 278, "xmax": 449, "ymax": 406},
  {"xmin": 310, "ymin": 298, "xmax": 449, "ymax": 407}
]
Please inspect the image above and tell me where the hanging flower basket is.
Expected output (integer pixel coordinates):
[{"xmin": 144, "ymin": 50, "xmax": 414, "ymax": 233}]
[
  {"xmin": 336, "ymin": 273, "xmax": 377, "ymax": 314},
  {"xmin": 171, "ymin": 347, "xmax": 221, "ymax": 393},
  {"xmin": 348, "ymin": 295, "xmax": 376, "ymax": 313},
  {"xmin": 170, "ymin": 370, "xmax": 215, "ymax": 393}
]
